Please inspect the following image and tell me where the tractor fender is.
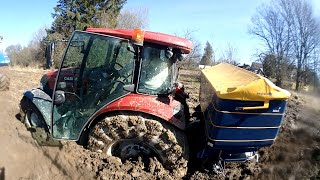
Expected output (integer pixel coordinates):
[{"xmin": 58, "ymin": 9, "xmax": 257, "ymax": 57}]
[
  {"xmin": 22, "ymin": 88, "xmax": 52, "ymax": 126},
  {"xmin": 86, "ymin": 94, "xmax": 187, "ymax": 131}
]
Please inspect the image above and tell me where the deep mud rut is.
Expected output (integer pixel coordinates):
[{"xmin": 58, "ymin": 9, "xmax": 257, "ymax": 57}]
[{"xmin": 0, "ymin": 66, "xmax": 319, "ymax": 180}]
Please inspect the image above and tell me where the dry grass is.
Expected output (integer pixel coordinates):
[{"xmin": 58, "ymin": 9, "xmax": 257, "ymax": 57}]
[{"xmin": 8, "ymin": 65, "xmax": 54, "ymax": 73}]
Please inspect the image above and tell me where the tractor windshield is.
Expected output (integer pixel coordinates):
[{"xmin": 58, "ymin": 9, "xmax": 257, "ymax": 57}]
[{"xmin": 138, "ymin": 44, "xmax": 173, "ymax": 95}]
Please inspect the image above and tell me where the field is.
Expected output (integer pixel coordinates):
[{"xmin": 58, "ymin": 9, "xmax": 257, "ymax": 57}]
[{"xmin": 0, "ymin": 66, "xmax": 320, "ymax": 179}]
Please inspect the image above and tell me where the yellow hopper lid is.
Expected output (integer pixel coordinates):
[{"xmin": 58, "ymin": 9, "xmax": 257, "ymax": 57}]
[{"xmin": 201, "ymin": 63, "xmax": 291, "ymax": 102}]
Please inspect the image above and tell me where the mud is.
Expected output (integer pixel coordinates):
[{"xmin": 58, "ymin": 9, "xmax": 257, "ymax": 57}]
[{"xmin": 0, "ymin": 66, "xmax": 319, "ymax": 179}]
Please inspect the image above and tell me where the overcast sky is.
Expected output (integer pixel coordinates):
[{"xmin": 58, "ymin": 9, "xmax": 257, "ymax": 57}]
[{"xmin": 0, "ymin": 0, "xmax": 319, "ymax": 64}]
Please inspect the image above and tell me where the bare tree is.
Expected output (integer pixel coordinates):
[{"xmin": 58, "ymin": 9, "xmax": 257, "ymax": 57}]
[
  {"xmin": 116, "ymin": 7, "xmax": 149, "ymax": 29},
  {"xmin": 29, "ymin": 27, "xmax": 47, "ymax": 48},
  {"xmin": 175, "ymin": 29, "xmax": 202, "ymax": 68},
  {"xmin": 249, "ymin": 0, "xmax": 292, "ymax": 86},
  {"xmin": 286, "ymin": 0, "xmax": 320, "ymax": 90},
  {"xmin": 5, "ymin": 44, "xmax": 22, "ymax": 65},
  {"xmin": 218, "ymin": 43, "xmax": 239, "ymax": 65},
  {"xmin": 5, "ymin": 26, "xmax": 49, "ymax": 67},
  {"xmin": 310, "ymin": 47, "xmax": 320, "ymax": 92},
  {"xmin": 249, "ymin": 0, "xmax": 320, "ymax": 89},
  {"xmin": 26, "ymin": 27, "xmax": 49, "ymax": 66}
]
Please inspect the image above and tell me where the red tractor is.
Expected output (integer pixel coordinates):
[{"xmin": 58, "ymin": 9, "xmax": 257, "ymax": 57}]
[
  {"xmin": 20, "ymin": 28, "xmax": 290, "ymax": 177},
  {"xmin": 20, "ymin": 28, "xmax": 191, "ymax": 177}
]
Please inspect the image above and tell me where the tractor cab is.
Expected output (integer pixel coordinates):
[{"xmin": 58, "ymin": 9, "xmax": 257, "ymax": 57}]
[
  {"xmin": 34, "ymin": 29, "xmax": 192, "ymax": 140},
  {"xmin": 21, "ymin": 28, "xmax": 192, "ymax": 176}
]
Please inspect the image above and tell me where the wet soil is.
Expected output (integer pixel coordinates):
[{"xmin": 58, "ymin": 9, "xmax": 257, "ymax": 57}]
[{"xmin": 0, "ymin": 66, "xmax": 319, "ymax": 179}]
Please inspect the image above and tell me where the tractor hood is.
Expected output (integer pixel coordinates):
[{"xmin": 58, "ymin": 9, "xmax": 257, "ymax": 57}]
[
  {"xmin": 40, "ymin": 68, "xmax": 80, "ymax": 96},
  {"xmin": 44, "ymin": 68, "xmax": 79, "ymax": 80}
]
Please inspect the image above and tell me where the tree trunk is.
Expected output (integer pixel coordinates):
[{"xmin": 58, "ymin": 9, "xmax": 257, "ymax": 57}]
[
  {"xmin": 295, "ymin": 63, "xmax": 302, "ymax": 91},
  {"xmin": 275, "ymin": 59, "xmax": 282, "ymax": 86}
]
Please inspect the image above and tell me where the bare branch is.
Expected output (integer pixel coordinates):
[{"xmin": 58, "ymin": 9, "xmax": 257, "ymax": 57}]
[
  {"xmin": 248, "ymin": 0, "xmax": 320, "ymax": 89},
  {"xmin": 116, "ymin": 7, "xmax": 149, "ymax": 29}
]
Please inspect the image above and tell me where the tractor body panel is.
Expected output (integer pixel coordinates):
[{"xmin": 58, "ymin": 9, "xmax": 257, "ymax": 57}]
[
  {"xmin": 21, "ymin": 88, "xmax": 185, "ymax": 141},
  {"xmin": 89, "ymin": 93, "xmax": 186, "ymax": 130},
  {"xmin": 40, "ymin": 68, "xmax": 82, "ymax": 97}
]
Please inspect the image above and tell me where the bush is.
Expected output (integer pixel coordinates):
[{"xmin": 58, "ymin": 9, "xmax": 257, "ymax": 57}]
[{"xmin": 6, "ymin": 28, "xmax": 47, "ymax": 68}]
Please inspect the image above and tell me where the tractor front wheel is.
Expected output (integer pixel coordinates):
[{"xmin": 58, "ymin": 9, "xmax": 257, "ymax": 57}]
[
  {"xmin": 87, "ymin": 112, "xmax": 189, "ymax": 177},
  {"xmin": 20, "ymin": 98, "xmax": 47, "ymax": 129}
]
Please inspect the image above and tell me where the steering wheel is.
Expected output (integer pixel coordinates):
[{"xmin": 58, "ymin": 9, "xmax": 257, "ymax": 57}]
[{"xmin": 91, "ymin": 80, "xmax": 126, "ymax": 106}]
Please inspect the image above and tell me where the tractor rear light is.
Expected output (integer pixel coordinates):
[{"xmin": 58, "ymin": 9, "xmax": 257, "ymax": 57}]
[{"xmin": 132, "ymin": 29, "xmax": 144, "ymax": 46}]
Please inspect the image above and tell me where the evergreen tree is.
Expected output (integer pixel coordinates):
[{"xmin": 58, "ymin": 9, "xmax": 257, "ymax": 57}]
[
  {"xmin": 99, "ymin": 0, "xmax": 127, "ymax": 28},
  {"xmin": 200, "ymin": 41, "xmax": 213, "ymax": 65},
  {"xmin": 48, "ymin": 0, "xmax": 127, "ymax": 38}
]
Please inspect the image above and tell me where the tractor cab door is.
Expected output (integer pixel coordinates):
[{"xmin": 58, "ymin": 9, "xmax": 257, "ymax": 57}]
[{"xmin": 51, "ymin": 31, "xmax": 135, "ymax": 140}]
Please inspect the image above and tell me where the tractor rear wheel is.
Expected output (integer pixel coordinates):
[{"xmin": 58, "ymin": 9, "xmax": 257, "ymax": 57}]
[
  {"xmin": 88, "ymin": 112, "xmax": 189, "ymax": 177},
  {"xmin": 0, "ymin": 73, "xmax": 9, "ymax": 91}
]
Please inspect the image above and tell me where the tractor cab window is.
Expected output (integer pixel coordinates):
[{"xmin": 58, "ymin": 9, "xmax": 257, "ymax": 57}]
[
  {"xmin": 52, "ymin": 31, "xmax": 134, "ymax": 140},
  {"xmin": 138, "ymin": 44, "xmax": 173, "ymax": 95}
]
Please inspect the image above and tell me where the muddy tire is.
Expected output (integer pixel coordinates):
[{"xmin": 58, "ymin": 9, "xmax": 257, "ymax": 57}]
[
  {"xmin": 20, "ymin": 98, "xmax": 47, "ymax": 129},
  {"xmin": 88, "ymin": 112, "xmax": 189, "ymax": 177},
  {"xmin": 0, "ymin": 73, "xmax": 9, "ymax": 91}
]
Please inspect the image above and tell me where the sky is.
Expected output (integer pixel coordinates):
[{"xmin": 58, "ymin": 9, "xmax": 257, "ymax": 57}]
[{"xmin": 0, "ymin": 0, "xmax": 319, "ymax": 64}]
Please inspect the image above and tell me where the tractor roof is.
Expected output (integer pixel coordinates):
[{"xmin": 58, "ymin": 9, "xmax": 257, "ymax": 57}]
[{"xmin": 86, "ymin": 28, "xmax": 193, "ymax": 54}]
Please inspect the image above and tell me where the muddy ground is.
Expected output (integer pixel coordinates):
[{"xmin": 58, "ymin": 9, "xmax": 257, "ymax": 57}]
[{"xmin": 0, "ymin": 66, "xmax": 319, "ymax": 180}]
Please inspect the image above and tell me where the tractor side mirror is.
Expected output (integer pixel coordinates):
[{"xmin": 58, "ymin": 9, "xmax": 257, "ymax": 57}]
[
  {"xmin": 165, "ymin": 48, "xmax": 173, "ymax": 59},
  {"xmin": 177, "ymin": 53, "xmax": 186, "ymax": 61},
  {"xmin": 54, "ymin": 90, "xmax": 66, "ymax": 105}
]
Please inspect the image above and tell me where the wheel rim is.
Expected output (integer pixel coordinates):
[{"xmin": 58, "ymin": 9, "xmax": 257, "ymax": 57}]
[{"xmin": 110, "ymin": 139, "xmax": 158, "ymax": 162}]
